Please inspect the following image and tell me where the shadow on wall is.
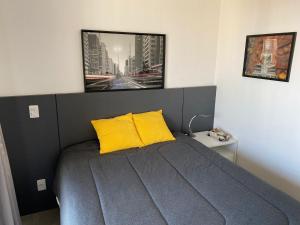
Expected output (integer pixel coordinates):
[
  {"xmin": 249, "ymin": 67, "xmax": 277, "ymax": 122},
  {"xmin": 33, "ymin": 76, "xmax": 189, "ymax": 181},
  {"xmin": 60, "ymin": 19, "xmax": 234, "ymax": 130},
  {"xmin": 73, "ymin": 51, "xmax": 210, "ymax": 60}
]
[{"xmin": 238, "ymin": 153, "xmax": 300, "ymax": 202}]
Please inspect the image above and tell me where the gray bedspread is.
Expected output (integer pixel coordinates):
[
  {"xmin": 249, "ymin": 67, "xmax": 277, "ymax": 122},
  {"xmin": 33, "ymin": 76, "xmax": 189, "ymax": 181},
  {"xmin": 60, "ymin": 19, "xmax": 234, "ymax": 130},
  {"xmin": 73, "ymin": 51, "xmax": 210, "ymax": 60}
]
[{"xmin": 53, "ymin": 134, "xmax": 300, "ymax": 225}]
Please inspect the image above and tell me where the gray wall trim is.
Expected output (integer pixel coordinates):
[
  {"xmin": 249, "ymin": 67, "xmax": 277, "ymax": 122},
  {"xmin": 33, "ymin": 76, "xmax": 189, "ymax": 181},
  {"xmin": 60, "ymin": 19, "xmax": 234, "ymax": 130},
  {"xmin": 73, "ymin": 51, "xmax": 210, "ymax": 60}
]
[{"xmin": 0, "ymin": 95, "xmax": 59, "ymax": 215}]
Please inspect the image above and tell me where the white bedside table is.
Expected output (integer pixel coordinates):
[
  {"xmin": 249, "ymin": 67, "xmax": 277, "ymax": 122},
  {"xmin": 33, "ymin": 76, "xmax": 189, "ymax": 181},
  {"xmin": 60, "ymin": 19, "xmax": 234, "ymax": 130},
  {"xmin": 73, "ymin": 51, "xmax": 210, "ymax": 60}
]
[{"xmin": 192, "ymin": 131, "xmax": 238, "ymax": 164}]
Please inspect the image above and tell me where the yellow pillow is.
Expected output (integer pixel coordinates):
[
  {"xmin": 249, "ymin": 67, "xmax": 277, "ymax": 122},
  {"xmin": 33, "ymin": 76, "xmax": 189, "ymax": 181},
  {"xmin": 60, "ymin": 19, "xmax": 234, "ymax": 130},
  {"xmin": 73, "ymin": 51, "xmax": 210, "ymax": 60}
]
[
  {"xmin": 133, "ymin": 110, "xmax": 175, "ymax": 146},
  {"xmin": 91, "ymin": 113, "xmax": 143, "ymax": 154}
]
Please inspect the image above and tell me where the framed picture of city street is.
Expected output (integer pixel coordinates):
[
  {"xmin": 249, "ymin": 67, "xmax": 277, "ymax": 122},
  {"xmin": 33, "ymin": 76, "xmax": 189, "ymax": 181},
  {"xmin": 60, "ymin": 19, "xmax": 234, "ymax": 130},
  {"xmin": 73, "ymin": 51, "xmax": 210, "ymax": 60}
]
[
  {"xmin": 81, "ymin": 30, "xmax": 166, "ymax": 92},
  {"xmin": 242, "ymin": 32, "xmax": 296, "ymax": 82}
]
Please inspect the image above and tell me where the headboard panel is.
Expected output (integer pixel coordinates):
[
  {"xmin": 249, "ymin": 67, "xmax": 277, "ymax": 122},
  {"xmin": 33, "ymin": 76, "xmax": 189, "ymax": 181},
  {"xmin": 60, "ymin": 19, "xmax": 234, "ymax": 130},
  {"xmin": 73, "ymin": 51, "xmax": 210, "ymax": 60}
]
[
  {"xmin": 56, "ymin": 88, "xmax": 183, "ymax": 148},
  {"xmin": 182, "ymin": 86, "xmax": 216, "ymax": 133}
]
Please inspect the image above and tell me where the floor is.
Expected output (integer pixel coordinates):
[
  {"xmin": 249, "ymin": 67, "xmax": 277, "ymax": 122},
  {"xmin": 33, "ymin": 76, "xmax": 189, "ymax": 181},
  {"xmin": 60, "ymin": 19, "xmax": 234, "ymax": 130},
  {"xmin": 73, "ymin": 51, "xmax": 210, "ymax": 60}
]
[{"xmin": 21, "ymin": 208, "xmax": 60, "ymax": 225}]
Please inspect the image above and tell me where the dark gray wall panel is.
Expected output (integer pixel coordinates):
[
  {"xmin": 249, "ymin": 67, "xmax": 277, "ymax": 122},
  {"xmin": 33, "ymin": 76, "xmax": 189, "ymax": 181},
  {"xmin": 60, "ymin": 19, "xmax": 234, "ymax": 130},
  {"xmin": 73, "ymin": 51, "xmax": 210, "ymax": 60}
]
[
  {"xmin": 182, "ymin": 86, "xmax": 216, "ymax": 133},
  {"xmin": 56, "ymin": 88, "xmax": 183, "ymax": 148},
  {"xmin": 0, "ymin": 95, "xmax": 59, "ymax": 215}
]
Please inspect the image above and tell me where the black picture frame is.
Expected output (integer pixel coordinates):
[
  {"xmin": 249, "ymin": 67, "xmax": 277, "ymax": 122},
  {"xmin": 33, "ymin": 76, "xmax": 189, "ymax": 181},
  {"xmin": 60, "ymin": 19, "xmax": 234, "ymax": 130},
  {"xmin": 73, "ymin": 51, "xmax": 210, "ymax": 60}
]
[
  {"xmin": 242, "ymin": 32, "xmax": 297, "ymax": 82},
  {"xmin": 81, "ymin": 30, "xmax": 166, "ymax": 92}
]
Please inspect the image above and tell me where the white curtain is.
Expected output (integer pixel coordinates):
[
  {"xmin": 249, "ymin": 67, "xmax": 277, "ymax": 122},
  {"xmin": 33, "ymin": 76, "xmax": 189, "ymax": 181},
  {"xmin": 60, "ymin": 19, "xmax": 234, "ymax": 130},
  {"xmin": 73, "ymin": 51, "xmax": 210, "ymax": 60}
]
[{"xmin": 0, "ymin": 124, "xmax": 22, "ymax": 225}]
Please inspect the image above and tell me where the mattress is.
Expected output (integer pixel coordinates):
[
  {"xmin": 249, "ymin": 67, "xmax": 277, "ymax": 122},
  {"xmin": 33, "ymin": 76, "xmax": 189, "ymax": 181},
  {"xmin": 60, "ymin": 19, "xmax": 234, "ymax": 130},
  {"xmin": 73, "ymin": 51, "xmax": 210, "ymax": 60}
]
[{"xmin": 53, "ymin": 133, "xmax": 300, "ymax": 225}]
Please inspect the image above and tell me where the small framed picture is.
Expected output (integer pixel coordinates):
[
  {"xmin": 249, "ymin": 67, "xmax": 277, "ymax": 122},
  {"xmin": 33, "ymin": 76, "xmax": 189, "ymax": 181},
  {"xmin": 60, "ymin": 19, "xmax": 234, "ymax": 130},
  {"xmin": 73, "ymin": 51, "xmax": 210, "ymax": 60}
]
[
  {"xmin": 242, "ymin": 32, "xmax": 297, "ymax": 82},
  {"xmin": 81, "ymin": 30, "xmax": 166, "ymax": 92}
]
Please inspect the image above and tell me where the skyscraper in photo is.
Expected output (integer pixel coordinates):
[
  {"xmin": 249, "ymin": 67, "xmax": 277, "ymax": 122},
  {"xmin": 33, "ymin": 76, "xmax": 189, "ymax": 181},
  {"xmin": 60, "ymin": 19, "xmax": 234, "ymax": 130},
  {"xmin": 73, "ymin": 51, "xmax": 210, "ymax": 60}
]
[
  {"xmin": 108, "ymin": 58, "xmax": 114, "ymax": 74},
  {"xmin": 135, "ymin": 35, "xmax": 143, "ymax": 73},
  {"xmin": 84, "ymin": 33, "xmax": 103, "ymax": 75},
  {"xmin": 143, "ymin": 36, "xmax": 164, "ymax": 70},
  {"xmin": 82, "ymin": 32, "xmax": 90, "ymax": 74},
  {"xmin": 100, "ymin": 42, "xmax": 108, "ymax": 74}
]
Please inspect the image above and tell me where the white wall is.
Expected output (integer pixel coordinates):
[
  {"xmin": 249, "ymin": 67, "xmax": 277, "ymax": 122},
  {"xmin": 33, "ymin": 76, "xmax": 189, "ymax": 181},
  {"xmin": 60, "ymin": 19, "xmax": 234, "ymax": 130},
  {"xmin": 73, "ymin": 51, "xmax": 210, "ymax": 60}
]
[
  {"xmin": 215, "ymin": 0, "xmax": 300, "ymax": 201},
  {"xmin": 0, "ymin": 0, "xmax": 221, "ymax": 97},
  {"xmin": 2, "ymin": 0, "xmax": 300, "ymax": 202}
]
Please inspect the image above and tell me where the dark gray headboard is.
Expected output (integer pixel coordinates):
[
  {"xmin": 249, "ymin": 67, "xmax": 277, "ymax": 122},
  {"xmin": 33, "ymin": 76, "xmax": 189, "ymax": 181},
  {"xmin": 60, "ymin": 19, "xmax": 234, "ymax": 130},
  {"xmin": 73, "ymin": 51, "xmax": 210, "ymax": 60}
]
[
  {"xmin": 56, "ymin": 86, "xmax": 216, "ymax": 148},
  {"xmin": 56, "ymin": 88, "xmax": 184, "ymax": 148}
]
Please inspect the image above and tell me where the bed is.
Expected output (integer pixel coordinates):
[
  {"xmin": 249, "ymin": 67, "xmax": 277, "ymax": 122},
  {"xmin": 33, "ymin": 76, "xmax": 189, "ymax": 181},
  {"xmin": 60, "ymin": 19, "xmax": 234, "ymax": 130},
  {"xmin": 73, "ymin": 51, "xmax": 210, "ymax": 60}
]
[
  {"xmin": 54, "ymin": 133, "xmax": 300, "ymax": 225},
  {"xmin": 54, "ymin": 88, "xmax": 300, "ymax": 225}
]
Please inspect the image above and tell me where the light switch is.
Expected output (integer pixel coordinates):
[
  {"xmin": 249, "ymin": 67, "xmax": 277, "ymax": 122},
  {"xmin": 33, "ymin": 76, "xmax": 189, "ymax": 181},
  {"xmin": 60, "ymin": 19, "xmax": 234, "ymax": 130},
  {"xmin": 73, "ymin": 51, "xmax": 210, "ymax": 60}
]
[
  {"xmin": 37, "ymin": 179, "xmax": 47, "ymax": 191},
  {"xmin": 29, "ymin": 105, "xmax": 39, "ymax": 118}
]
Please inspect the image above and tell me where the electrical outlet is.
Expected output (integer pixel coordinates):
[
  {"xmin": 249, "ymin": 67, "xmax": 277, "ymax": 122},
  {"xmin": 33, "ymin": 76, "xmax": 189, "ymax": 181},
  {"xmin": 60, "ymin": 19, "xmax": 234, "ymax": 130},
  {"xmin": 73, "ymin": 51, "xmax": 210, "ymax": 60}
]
[
  {"xmin": 29, "ymin": 105, "xmax": 39, "ymax": 118},
  {"xmin": 37, "ymin": 179, "xmax": 47, "ymax": 191}
]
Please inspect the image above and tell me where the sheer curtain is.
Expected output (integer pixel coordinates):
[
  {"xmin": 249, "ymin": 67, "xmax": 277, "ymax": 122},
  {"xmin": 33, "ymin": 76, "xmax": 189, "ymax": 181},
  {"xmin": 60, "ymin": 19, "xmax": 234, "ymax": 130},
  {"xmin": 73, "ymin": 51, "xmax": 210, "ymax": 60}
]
[{"xmin": 0, "ymin": 124, "xmax": 22, "ymax": 225}]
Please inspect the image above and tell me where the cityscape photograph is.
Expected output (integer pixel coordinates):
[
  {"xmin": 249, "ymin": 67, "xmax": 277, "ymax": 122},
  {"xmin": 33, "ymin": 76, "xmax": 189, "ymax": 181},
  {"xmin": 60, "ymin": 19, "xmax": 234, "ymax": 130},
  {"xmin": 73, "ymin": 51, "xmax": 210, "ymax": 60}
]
[{"xmin": 82, "ymin": 31, "xmax": 165, "ymax": 91}]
